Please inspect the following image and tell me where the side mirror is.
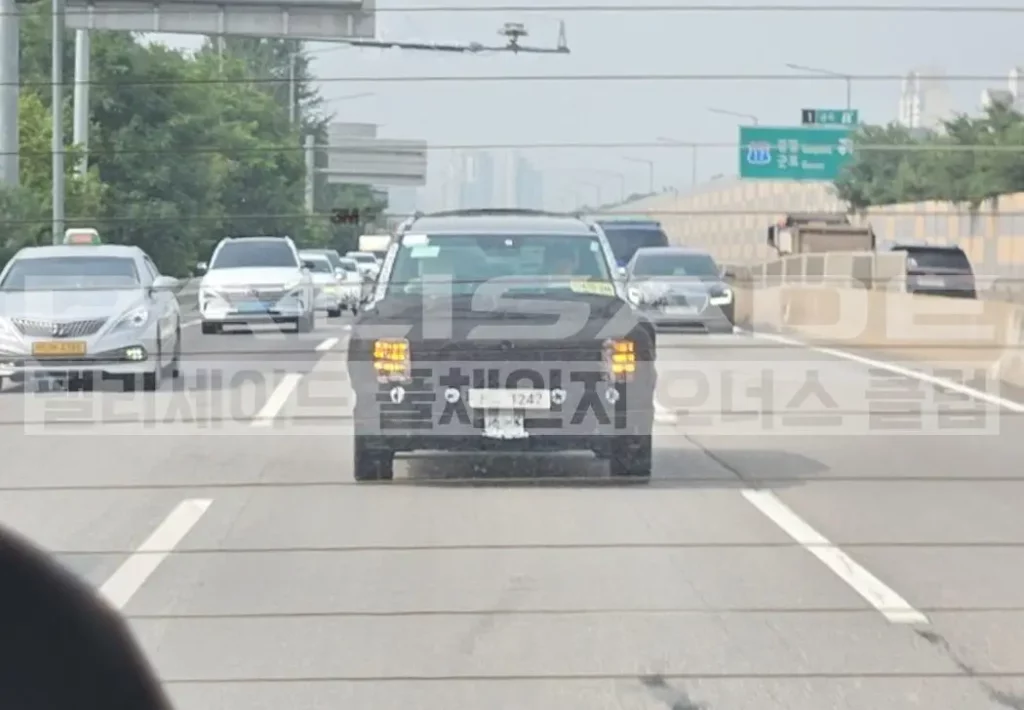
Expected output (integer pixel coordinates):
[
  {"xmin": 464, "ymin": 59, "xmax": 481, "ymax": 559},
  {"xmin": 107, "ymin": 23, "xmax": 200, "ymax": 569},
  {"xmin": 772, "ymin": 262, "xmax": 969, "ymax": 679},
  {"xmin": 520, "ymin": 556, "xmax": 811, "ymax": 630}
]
[
  {"xmin": 718, "ymin": 265, "xmax": 728, "ymax": 279},
  {"xmin": 195, "ymin": 261, "xmax": 208, "ymax": 275},
  {"xmin": 151, "ymin": 275, "xmax": 180, "ymax": 292}
]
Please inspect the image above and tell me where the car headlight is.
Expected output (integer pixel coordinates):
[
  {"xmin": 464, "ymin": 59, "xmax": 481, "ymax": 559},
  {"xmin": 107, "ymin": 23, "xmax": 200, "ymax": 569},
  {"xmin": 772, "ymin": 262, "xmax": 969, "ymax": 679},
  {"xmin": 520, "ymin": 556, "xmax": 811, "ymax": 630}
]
[
  {"xmin": 0, "ymin": 318, "xmax": 18, "ymax": 340},
  {"xmin": 709, "ymin": 287, "xmax": 733, "ymax": 306},
  {"xmin": 114, "ymin": 306, "xmax": 149, "ymax": 330}
]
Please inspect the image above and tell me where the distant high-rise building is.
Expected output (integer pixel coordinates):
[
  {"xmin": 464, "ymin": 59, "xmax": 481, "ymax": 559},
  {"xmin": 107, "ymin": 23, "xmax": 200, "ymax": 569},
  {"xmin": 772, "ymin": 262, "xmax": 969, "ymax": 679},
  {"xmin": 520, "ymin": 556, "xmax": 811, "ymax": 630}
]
[
  {"xmin": 980, "ymin": 67, "xmax": 1024, "ymax": 111},
  {"xmin": 514, "ymin": 156, "xmax": 544, "ymax": 209},
  {"xmin": 897, "ymin": 67, "xmax": 953, "ymax": 131},
  {"xmin": 457, "ymin": 150, "xmax": 495, "ymax": 209}
]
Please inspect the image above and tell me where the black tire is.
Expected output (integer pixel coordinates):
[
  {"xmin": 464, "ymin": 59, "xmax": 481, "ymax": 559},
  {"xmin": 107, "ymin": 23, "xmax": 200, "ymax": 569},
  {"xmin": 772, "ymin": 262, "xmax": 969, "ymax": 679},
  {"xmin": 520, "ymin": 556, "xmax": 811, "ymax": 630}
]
[
  {"xmin": 353, "ymin": 437, "xmax": 395, "ymax": 482},
  {"xmin": 201, "ymin": 321, "xmax": 221, "ymax": 335},
  {"xmin": 123, "ymin": 369, "xmax": 160, "ymax": 392},
  {"xmin": 327, "ymin": 307, "xmax": 342, "ymax": 318},
  {"xmin": 169, "ymin": 324, "xmax": 182, "ymax": 379},
  {"xmin": 297, "ymin": 311, "xmax": 315, "ymax": 333},
  {"xmin": 609, "ymin": 433, "xmax": 653, "ymax": 481}
]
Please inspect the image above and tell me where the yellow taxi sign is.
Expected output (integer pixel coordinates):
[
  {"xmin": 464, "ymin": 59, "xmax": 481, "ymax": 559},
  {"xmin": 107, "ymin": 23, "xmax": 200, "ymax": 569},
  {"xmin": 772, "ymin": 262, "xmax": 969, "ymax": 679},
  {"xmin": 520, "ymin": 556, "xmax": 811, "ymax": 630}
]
[{"xmin": 64, "ymin": 228, "xmax": 101, "ymax": 245}]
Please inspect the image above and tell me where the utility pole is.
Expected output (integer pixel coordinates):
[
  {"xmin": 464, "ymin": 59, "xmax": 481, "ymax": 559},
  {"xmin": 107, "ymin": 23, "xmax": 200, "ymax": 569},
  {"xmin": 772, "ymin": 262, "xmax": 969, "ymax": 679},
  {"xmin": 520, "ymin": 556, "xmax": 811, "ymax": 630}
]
[
  {"xmin": 52, "ymin": 0, "xmax": 65, "ymax": 243},
  {"xmin": 73, "ymin": 30, "xmax": 91, "ymax": 176},
  {"xmin": 0, "ymin": 0, "xmax": 19, "ymax": 187}
]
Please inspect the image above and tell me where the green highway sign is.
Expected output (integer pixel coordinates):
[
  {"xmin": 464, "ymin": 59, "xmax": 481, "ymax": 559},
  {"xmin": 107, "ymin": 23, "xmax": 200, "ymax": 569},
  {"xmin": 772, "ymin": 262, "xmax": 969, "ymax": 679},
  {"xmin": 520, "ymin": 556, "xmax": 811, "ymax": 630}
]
[
  {"xmin": 739, "ymin": 125, "xmax": 854, "ymax": 181},
  {"xmin": 801, "ymin": 108, "xmax": 858, "ymax": 126}
]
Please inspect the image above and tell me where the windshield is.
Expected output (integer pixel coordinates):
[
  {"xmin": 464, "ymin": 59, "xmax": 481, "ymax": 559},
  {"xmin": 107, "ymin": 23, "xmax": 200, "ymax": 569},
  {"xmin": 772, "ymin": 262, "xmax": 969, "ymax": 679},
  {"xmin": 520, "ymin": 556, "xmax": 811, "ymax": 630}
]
[
  {"xmin": 633, "ymin": 252, "xmax": 720, "ymax": 278},
  {"xmin": 898, "ymin": 248, "xmax": 972, "ymax": 271},
  {"xmin": 318, "ymin": 251, "xmax": 342, "ymax": 269},
  {"xmin": 211, "ymin": 241, "xmax": 297, "ymax": 269},
  {"xmin": 0, "ymin": 256, "xmax": 140, "ymax": 291},
  {"xmin": 390, "ymin": 234, "xmax": 611, "ymax": 296},
  {"xmin": 349, "ymin": 253, "xmax": 376, "ymax": 264},
  {"xmin": 301, "ymin": 256, "xmax": 333, "ymax": 274},
  {"xmin": 600, "ymin": 225, "xmax": 669, "ymax": 265}
]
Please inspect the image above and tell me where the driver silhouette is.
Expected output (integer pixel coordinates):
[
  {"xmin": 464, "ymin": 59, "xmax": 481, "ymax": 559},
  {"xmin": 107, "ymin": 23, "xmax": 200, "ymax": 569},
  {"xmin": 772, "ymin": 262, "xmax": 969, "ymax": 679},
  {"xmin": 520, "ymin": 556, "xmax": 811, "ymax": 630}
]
[{"xmin": 0, "ymin": 524, "xmax": 171, "ymax": 710}]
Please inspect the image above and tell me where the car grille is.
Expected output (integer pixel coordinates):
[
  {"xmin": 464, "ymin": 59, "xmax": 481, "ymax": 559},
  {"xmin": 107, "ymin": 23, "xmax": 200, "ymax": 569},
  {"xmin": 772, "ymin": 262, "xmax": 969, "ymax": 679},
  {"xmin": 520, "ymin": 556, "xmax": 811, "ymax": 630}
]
[
  {"xmin": 217, "ymin": 287, "xmax": 290, "ymax": 305},
  {"xmin": 416, "ymin": 341, "xmax": 604, "ymax": 364},
  {"xmin": 11, "ymin": 317, "xmax": 108, "ymax": 338},
  {"xmin": 650, "ymin": 292, "xmax": 707, "ymax": 313}
]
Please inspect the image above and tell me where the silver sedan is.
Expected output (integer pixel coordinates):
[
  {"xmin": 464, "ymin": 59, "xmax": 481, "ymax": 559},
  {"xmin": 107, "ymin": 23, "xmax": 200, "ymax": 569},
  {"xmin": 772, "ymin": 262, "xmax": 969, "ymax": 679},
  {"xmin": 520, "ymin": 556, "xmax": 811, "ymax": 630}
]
[{"xmin": 0, "ymin": 245, "xmax": 182, "ymax": 391}]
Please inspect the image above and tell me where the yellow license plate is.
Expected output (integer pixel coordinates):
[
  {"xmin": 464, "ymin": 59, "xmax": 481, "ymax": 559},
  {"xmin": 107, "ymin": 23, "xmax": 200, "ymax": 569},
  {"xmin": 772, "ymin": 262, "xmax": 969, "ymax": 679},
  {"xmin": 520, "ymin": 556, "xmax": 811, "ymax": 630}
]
[{"xmin": 32, "ymin": 341, "xmax": 87, "ymax": 357}]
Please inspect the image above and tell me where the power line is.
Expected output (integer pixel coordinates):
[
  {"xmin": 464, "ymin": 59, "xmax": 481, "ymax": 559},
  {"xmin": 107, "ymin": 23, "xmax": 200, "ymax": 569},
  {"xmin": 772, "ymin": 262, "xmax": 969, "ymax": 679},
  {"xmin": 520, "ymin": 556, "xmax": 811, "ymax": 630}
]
[
  {"xmin": 9, "ymin": 207, "xmax": 1024, "ymax": 228},
  {"xmin": 5, "ymin": 3, "xmax": 1024, "ymax": 15},
  {"xmin": 6, "ymin": 141, "xmax": 1024, "ymax": 159},
  {"xmin": 15, "ymin": 73, "xmax": 1019, "ymax": 89}
]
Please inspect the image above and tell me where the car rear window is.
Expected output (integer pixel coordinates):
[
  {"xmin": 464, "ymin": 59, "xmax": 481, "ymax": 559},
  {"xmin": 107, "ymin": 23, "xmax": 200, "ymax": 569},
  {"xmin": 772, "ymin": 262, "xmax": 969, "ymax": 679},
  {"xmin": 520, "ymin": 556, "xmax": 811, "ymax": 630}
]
[{"xmin": 899, "ymin": 248, "xmax": 971, "ymax": 271}]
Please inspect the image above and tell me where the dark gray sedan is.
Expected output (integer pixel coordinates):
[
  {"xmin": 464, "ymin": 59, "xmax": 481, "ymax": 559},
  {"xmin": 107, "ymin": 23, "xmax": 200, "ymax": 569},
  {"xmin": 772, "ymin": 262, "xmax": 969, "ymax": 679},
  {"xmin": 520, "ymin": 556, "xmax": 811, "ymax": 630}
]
[{"xmin": 622, "ymin": 246, "xmax": 735, "ymax": 333}]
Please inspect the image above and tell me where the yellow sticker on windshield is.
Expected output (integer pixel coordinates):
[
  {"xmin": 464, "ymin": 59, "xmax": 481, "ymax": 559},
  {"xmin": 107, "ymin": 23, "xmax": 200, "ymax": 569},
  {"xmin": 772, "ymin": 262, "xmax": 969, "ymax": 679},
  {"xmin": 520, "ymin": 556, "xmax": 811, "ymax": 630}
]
[{"xmin": 569, "ymin": 281, "xmax": 615, "ymax": 296}]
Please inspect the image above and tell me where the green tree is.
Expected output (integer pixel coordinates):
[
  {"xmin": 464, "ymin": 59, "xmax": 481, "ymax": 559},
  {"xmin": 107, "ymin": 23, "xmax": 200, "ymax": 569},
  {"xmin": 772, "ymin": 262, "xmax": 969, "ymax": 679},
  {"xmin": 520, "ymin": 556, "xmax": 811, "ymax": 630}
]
[
  {"xmin": 834, "ymin": 103, "xmax": 1024, "ymax": 209},
  {"xmin": 7, "ymin": 7, "xmax": 385, "ymax": 274}
]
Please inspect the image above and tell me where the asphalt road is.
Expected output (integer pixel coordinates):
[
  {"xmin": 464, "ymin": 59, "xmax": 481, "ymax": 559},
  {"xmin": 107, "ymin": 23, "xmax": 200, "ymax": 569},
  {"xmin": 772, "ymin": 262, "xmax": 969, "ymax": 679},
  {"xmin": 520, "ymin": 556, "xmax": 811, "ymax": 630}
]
[{"xmin": 1, "ymin": 314, "xmax": 1023, "ymax": 709}]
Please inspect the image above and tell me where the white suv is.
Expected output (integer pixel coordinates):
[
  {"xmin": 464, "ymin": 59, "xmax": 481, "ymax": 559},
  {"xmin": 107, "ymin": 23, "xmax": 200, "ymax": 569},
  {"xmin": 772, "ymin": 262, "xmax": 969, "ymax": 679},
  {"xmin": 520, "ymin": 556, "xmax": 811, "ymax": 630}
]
[{"xmin": 197, "ymin": 236, "xmax": 316, "ymax": 334}]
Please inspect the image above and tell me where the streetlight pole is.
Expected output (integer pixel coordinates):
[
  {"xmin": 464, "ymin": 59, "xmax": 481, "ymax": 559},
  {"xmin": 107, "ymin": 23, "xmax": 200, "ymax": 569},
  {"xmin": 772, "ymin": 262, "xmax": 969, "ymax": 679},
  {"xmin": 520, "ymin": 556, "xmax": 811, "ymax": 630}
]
[
  {"xmin": 708, "ymin": 107, "xmax": 759, "ymax": 125},
  {"xmin": 656, "ymin": 137, "xmax": 699, "ymax": 187},
  {"xmin": 785, "ymin": 63, "xmax": 852, "ymax": 109},
  {"xmin": 623, "ymin": 156, "xmax": 654, "ymax": 193},
  {"xmin": 52, "ymin": 0, "xmax": 65, "ymax": 244}
]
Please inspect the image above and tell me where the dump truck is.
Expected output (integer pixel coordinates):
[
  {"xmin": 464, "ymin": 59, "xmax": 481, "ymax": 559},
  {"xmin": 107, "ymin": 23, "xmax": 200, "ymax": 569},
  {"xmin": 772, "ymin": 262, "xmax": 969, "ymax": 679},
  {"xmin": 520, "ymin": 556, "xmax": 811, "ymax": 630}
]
[{"xmin": 766, "ymin": 212, "xmax": 875, "ymax": 256}]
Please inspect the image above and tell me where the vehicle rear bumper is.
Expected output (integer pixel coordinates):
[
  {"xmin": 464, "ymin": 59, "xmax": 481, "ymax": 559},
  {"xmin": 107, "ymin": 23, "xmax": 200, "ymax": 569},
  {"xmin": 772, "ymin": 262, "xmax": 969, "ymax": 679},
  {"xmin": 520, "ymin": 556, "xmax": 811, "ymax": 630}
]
[{"xmin": 201, "ymin": 307, "xmax": 306, "ymax": 324}]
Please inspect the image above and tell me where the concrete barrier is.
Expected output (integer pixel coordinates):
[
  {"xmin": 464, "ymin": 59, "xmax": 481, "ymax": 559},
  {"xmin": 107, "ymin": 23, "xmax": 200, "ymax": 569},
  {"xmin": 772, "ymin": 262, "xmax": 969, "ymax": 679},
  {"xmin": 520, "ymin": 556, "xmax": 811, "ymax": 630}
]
[{"xmin": 736, "ymin": 284, "xmax": 1024, "ymax": 390}]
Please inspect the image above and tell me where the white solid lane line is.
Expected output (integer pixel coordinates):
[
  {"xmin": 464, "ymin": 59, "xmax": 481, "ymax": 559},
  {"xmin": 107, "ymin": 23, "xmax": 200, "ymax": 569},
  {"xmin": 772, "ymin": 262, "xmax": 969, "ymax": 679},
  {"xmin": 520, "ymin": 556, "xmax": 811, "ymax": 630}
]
[
  {"xmin": 315, "ymin": 337, "xmax": 339, "ymax": 352},
  {"xmin": 747, "ymin": 330, "xmax": 1024, "ymax": 413},
  {"xmin": 250, "ymin": 372, "xmax": 305, "ymax": 427},
  {"xmin": 99, "ymin": 498, "xmax": 213, "ymax": 610},
  {"xmin": 741, "ymin": 489, "xmax": 928, "ymax": 625}
]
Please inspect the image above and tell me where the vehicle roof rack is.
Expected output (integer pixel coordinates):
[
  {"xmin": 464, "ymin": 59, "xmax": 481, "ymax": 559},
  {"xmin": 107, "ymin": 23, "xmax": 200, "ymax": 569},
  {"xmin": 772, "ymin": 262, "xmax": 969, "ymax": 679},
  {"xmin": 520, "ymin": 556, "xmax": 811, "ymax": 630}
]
[{"xmin": 417, "ymin": 208, "xmax": 574, "ymax": 219}]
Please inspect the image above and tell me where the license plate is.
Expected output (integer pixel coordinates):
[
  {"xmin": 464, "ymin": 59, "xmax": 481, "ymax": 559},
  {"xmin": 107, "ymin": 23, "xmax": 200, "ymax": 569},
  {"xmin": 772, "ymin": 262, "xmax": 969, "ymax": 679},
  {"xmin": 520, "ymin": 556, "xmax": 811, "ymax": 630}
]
[
  {"xmin": 238, "ymin": 301, "xmax": 268, "ymax": 313},
  {"xmin": 663, "ymin": 306, "xmax": 695, "ymax": 315},
  {"xmin": 32, "ymin": 340, "xmax": 86, "ymax": 357},
  {"xmin": 917, "ymin": 277, "xmax": 945, "ymax": 287},
  {"xmin": 483, "ymin": 412, "xmax": 527, "ymax": 439},
  {"xmin": 468, "ymin": 389, "xmax": 551, "ymax": 410}
]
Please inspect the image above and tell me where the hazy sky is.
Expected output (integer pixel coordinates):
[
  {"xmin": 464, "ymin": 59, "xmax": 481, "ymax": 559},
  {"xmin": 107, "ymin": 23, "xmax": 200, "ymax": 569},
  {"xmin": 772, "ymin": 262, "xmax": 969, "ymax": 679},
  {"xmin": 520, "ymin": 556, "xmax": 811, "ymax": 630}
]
[{"xmin": 153, "ymin": 1, "xmax": 1021, "ymax": 208}]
